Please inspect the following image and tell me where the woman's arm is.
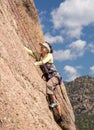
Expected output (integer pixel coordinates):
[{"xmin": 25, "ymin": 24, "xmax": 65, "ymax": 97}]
[
  {"xmin": 24, "ymin": 46, "xmax": 41, "ymax": 61},
  {"xmin": 24, "ymin": 47, "xmax": 34, "ymax": 56},
  {"xmin": 34, "ymin": 53, "xmax": 53, "ymax": 66}
]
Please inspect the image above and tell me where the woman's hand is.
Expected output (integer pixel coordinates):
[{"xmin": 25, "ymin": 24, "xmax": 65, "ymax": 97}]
[{"xmin": 34, "ymin": 61, "xmax": 42, "ymax": 66}]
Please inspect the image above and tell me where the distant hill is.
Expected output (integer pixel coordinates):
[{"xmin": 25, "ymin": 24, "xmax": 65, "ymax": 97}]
[{"xmin": 65, "ymin": 76, "xmax": 94, "ymax": 130}]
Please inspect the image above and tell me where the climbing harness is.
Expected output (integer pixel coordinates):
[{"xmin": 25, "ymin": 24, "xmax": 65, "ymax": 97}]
[{"xmin": 40, "ymin": 63, "xmax": 62, "ymax": 83}]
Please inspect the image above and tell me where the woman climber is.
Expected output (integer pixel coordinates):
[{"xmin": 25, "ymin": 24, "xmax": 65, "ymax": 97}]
[{"xmin": 24, "ymin": 41, "xmax": 62, "ymax": 122}]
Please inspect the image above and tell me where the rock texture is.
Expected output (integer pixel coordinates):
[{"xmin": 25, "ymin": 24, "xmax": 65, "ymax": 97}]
[{"xmin": 0, "ymin": 0, "xmax": 76, "ymax": 130}]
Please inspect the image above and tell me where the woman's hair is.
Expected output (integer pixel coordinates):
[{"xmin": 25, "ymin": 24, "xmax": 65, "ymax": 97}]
[{"xmin": 45, "ymin": 41, "xmax": 53, "ymax": 53}]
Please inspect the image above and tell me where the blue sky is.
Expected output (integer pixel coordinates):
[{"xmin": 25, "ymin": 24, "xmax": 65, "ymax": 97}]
[{"xmin": 34, "ymin": 0, "xmax": 94, "ymax": 81}]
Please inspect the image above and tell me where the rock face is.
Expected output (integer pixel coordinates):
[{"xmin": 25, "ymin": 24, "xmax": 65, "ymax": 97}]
[{"xmin": 0, "ymin": 0, "xmax": 76, "ymax": 130}]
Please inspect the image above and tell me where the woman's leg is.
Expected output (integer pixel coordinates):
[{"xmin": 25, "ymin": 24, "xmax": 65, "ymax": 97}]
[
  {"xmin": 46, "ymin": 77, "xmax": 62, "ymax": 117},
  {"xmin": 50, "ymin": 94, "xmax": 62, "ymax": 117}
]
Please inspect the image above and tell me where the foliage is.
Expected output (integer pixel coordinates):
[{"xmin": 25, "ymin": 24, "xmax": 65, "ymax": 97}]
[
  {"xmin": 64, "ymin": 76, "xmax": 94, "ymax": 130},
  {"xmin": 76, "ymin": 114, "xmax": 94, "ymax": 130}
]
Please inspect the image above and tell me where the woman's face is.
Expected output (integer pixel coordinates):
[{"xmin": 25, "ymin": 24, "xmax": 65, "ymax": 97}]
[{"xmin": 41, "ymin": 46, "xmax": 48, "ymax": 56}]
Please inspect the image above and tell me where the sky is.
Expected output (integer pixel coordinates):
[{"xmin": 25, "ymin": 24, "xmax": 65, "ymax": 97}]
[{"xmin": 34, "ymin": 0, "xmax": 94, "ymax": 81}]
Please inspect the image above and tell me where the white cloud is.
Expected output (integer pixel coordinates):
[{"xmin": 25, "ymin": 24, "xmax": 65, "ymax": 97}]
[
  {"xmin": 54, "ymin": 49, "xmax": 72, "ymax": 61},
  {"xmin": 88, "ymin": 43, "xmax": 94, "ymax": 53},
  {"xmin": 44, "ymin": 33, "xmax": 64, "ymax": 44},
  {"xmin": 54, "ymin": 40, "xmax": 86, "ymax": 61},
  {"xmin": 90, "ymin": 66, "xmax": 94, "ymax": 74},
  {"xmin": 51, "ymin": 0, "xmax": 94, "ymax": 38},
  {"xmin": 69, "ymin": 40, "xmax": 86, "ymax": 50},
  {"xmin": 63, "ymin": 65, "xmax": 80, "ymax": 81},
  {"xmin": 69, "ymin": 40, "xmax": 87, "ymax": 57}
]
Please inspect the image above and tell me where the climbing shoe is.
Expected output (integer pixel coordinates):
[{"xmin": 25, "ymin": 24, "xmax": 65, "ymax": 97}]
[
  {"xmin": 49, "ymin": 102, "xmax": 57, "ymax": 108},
  {"xmin": 57, "ymin": 116, "xmax": 62, "ymax": 123}
]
